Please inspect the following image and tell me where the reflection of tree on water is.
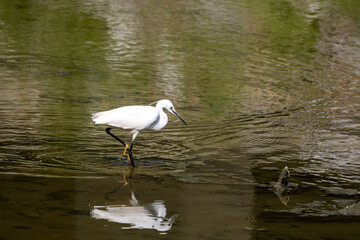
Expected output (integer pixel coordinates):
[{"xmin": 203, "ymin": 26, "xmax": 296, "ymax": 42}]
[{"xmin": 90, "ymin": 168, "xmax": 177, "ymax": 233}]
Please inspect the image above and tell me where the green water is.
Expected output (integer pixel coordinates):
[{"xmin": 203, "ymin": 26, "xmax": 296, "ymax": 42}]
[{"xmin": 1, "ymin": 0, "xmax": 360, "ymax": 239}]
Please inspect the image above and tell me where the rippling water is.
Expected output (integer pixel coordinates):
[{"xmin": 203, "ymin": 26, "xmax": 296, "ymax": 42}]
[{"xmin": 1, "ymin": 0, "xmax": 360, "ymax": 239}]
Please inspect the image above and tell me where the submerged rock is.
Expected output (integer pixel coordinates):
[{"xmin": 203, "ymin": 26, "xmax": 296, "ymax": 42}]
[
  {"xmin": 332, "ymin": 199, "xmax": 356, "ymax": 208},
  {"xmin": 321, "ymin": 187, "xmax": 360, "ymax": 196},
  {"xmin": 336, "ymin": 202, "xmax": 360, "ymax": 216},
  {"xmin": 267, "ymin": 200, "xmax": 360, "ymax": 217}
]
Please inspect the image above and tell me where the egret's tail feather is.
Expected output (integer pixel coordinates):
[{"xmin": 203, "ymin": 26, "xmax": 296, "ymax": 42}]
[{"xmin": 92, "ymin": 111, "xmax": 108, "ymax": 124}]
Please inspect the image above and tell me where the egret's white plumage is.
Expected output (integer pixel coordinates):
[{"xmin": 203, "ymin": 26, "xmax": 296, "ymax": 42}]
[
  {"xmin": 92, "ymin": 99, "xmax": 187, "ymax": 166},
  {"xmin": 93, "ymin": 105, "xmax": 157, "ymax": 129}
]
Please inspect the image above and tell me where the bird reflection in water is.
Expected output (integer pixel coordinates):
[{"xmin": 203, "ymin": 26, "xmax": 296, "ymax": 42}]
[{"xmin": 91, "ymin": 170, "xmax": 177, "ymax": 233}]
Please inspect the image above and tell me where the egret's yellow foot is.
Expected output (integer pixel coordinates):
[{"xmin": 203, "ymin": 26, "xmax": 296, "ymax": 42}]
[{"xmin": 122, "ymin": 144, "xmax": 129, "ymax": 156}]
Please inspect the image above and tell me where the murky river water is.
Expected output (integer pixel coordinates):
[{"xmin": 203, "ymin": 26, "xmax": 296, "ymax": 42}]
[{"xmin": 1, "ymin": 0, "xmax": 360, "ymax": 239}]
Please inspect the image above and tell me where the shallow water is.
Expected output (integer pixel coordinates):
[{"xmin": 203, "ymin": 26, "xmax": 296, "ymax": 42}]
[{"xmin": 1, "ymin": 0, "xmax": 360, "ymax": 239}]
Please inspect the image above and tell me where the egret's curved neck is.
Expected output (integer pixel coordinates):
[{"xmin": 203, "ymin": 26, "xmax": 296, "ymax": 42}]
[
  {"xmin": 154, "ymin": 104, "xmax": 168, "ymax": 130},
  {"xmin": 155, "ymin": 102, "xmax": 163, "ymax": 111}
]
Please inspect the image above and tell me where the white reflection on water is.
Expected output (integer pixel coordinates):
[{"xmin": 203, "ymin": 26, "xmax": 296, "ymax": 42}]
[{"xmin": 91, "ymin": 191, "xmax": 177, "ymax": 233}]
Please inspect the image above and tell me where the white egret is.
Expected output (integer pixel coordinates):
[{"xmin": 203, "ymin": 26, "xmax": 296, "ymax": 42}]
[{"xmin": 92, "ymin": 99, "xmax": 187, "ymax": 166}]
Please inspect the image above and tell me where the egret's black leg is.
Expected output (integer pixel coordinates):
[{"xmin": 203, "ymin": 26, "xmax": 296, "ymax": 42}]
[
  {"xmin": 127, "ymin": 150, "xmax": 135, "ymax": 167},
  {"xmin": 105, "ymin": 128, "xmax": 135, "ymax": 167},
  {"xmin": 105, "ymin": 128, "xmax": 126, "ymax": 146},
  {"xmin": 127, "ymin": 142, "xmax": 136, "ymax": 167}
]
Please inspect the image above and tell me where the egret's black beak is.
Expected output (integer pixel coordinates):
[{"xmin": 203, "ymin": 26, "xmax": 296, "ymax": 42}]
[{"xmin": 172, "ymin": 110, "xmax": 187, "ymax": 126}]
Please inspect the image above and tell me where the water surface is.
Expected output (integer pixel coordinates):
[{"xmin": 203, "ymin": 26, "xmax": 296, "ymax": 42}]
[{"xmin": 1, "ymin": 0, "xmax": 360, "ymax": 239}]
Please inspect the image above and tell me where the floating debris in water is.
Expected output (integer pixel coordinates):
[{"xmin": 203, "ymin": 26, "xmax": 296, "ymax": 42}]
[{"xmin": 272, "ymin": 166, "xmax": 298, "ymax": 205}]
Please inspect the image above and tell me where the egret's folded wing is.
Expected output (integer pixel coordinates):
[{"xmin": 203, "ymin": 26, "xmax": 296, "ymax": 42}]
[{"xmin": 92, "ymin": 106, "xmax": 158, "ymax": 130}]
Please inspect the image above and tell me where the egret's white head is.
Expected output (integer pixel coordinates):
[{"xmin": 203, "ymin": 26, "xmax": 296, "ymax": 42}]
[{"xmin": 157, "ymin": 99, "xmax": 187, "ymax": 126}]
